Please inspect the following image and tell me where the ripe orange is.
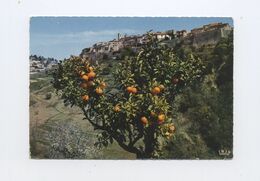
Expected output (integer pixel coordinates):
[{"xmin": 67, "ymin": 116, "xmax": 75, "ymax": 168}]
[
  {"xmin": 95, "ymin": 87, "xmax": 103, "ymax": 95},
  {"xmin": 88, "ymin": 71, "xmax": 96, "ymax": 79},
  {"xmin": 126, "ymin": 86, "xmax": 137, "ymax": 94},
  {"xmin": 82, "ymin": 74, "xmax": 89, "ymax": 81},
  {"xmin": 114, "ymin": 105, "xmax": 121, "ymax": 112},
  {"xmin": 151, "ymin": 87, "xmax": 161, "ymax": 95},
  {"xmin": 131, "ymin": 87, "xmax": 137, "ymax": 94},
  {"xmin": 158, "ymin": 114, "xmax": 165, "ymax": 124},
  {"xmin": 82, "ymin": 95, "xmax": 89, "ymax": 101},
  {"xmin": 100, "ymin": 82, "xmax": 107, "ymax": 89},
  {"xmin": 126, "ymin": 87, "xmax": 133, "ymax": 93},
  {"xmin": 140, "ymin": 116, "xmax": 148, "ymax": 125}
]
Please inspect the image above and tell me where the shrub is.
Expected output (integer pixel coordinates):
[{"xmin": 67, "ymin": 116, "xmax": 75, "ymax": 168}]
[{"xmin": 45, "ymin": 93, "xmax": 52, "ymax": 100}]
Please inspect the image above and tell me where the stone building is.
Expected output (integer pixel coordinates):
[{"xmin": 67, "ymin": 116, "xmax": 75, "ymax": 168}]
[
  {"xmin": 191, "ymin": 23, "xmax": 232, "ymax": 47},
  {"xmin": 152, "ymin": 32, "xmax": 172, "ymax": 41},
  {"xmin": 176, "ymin": 30, "xmax": 188, "ymax": 38}
]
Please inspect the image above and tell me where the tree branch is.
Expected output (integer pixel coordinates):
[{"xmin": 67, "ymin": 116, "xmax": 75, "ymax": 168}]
[
  {"xmin": 81, "ymin": 106, "xmax": 142, "ymax": 156},
  {"xmin": 112, "ymin": 132, "xmax": 141, "ymax": 155},
  {"xmin": 81, "ymin": 107, "xmax": 106, "ymax": 131}
]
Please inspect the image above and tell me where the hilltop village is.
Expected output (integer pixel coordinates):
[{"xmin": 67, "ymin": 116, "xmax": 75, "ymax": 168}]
[
  {"xmin": 29, "ymin": 55, "xmax": 58, "ymax": 74},
  {"xmin": 30, "ymin": 22, "xmax": 232, "ymax": 73},
  {"xmin": 80, "ymin": 22, "xmax": 232, "ymax": 62}
]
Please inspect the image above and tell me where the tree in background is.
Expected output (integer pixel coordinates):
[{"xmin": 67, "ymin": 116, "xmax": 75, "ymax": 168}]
[
  {"xmin": 163, "ymin": 32, "xmax": 233, "ymax": 159},
  {"xmin": 52, "ymin": 34, "xmax": 205, "ymax": 158}
]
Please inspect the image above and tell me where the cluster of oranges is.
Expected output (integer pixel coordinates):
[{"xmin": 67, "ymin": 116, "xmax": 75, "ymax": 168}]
[
  {"xmin": 126, "ymin": 86, "xmax": 138, "ymax": 94},
  {"xmin": 126, "ymin": 84, "xmax": 166, "ymax": 95},
  {"xmin": 120, "ymin": 77, "xmax": 179, "ymax": 128},
  {"xmin": 140, "ymin": 112, "xmax": 166, "ymax": 126},
  {"xmin": 79, "ymin": 65, "xmax": 107, "ymax": 102},
  {"xmin": 125, "ymin": 83, "xmax": 168, "ymax": 126},
  {"xmin": 142, "ymin": 78, "xmax": 179, "ymax": 127}
]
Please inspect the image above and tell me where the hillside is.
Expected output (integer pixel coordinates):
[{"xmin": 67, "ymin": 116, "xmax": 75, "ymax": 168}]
[
  {"xmin": 79, "ymin": 22, "xmax": 232, "ymax": 63},
  {"xmin": 30, "ymin": 72, "xmax": 135, "ymax": 159},
  {"xmin": 30, "ymin": 23, "xmax": 233, "ymax": 159}
]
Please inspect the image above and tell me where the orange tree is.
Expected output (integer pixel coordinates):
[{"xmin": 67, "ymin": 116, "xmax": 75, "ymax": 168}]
[{"xmin": 52, "ymin": 35, "xmax": 205, "ymax": 158}]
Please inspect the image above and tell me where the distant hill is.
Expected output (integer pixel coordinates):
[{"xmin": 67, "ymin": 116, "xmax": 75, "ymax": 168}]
[
  {"xmin": 79, "ymin": 22, "xmax": 233, "ymax": 63},
  {"xmin": 30, "ymin": 55, "xmax": 58, "ymax": 74}
]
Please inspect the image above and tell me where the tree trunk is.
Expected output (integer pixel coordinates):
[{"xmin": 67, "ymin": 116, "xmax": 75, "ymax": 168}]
[{"xmin": 136, "ymin": 126, "xmax": 156, "ymax": 159}]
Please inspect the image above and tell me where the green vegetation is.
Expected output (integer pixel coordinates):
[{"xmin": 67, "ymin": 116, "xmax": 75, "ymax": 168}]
[
  {"xmin": 162, "ymin": 32, "xmax": 233, "ymax": 159},
  {"xmin": 30, "ymin": 73, "xmax": 133, "ymax": 159},
  {"xmin": 30, "ymin": 32, "xmax": 233, "ymax": 159},
  {"xmin": 51, "ymin": 34, "xmax": 205, "ymax": 159}
]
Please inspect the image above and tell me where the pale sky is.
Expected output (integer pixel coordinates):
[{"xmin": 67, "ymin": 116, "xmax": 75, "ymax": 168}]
[{"xmin": 30, "ymin": 17, "xmax": 233, "ymax": 60}]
